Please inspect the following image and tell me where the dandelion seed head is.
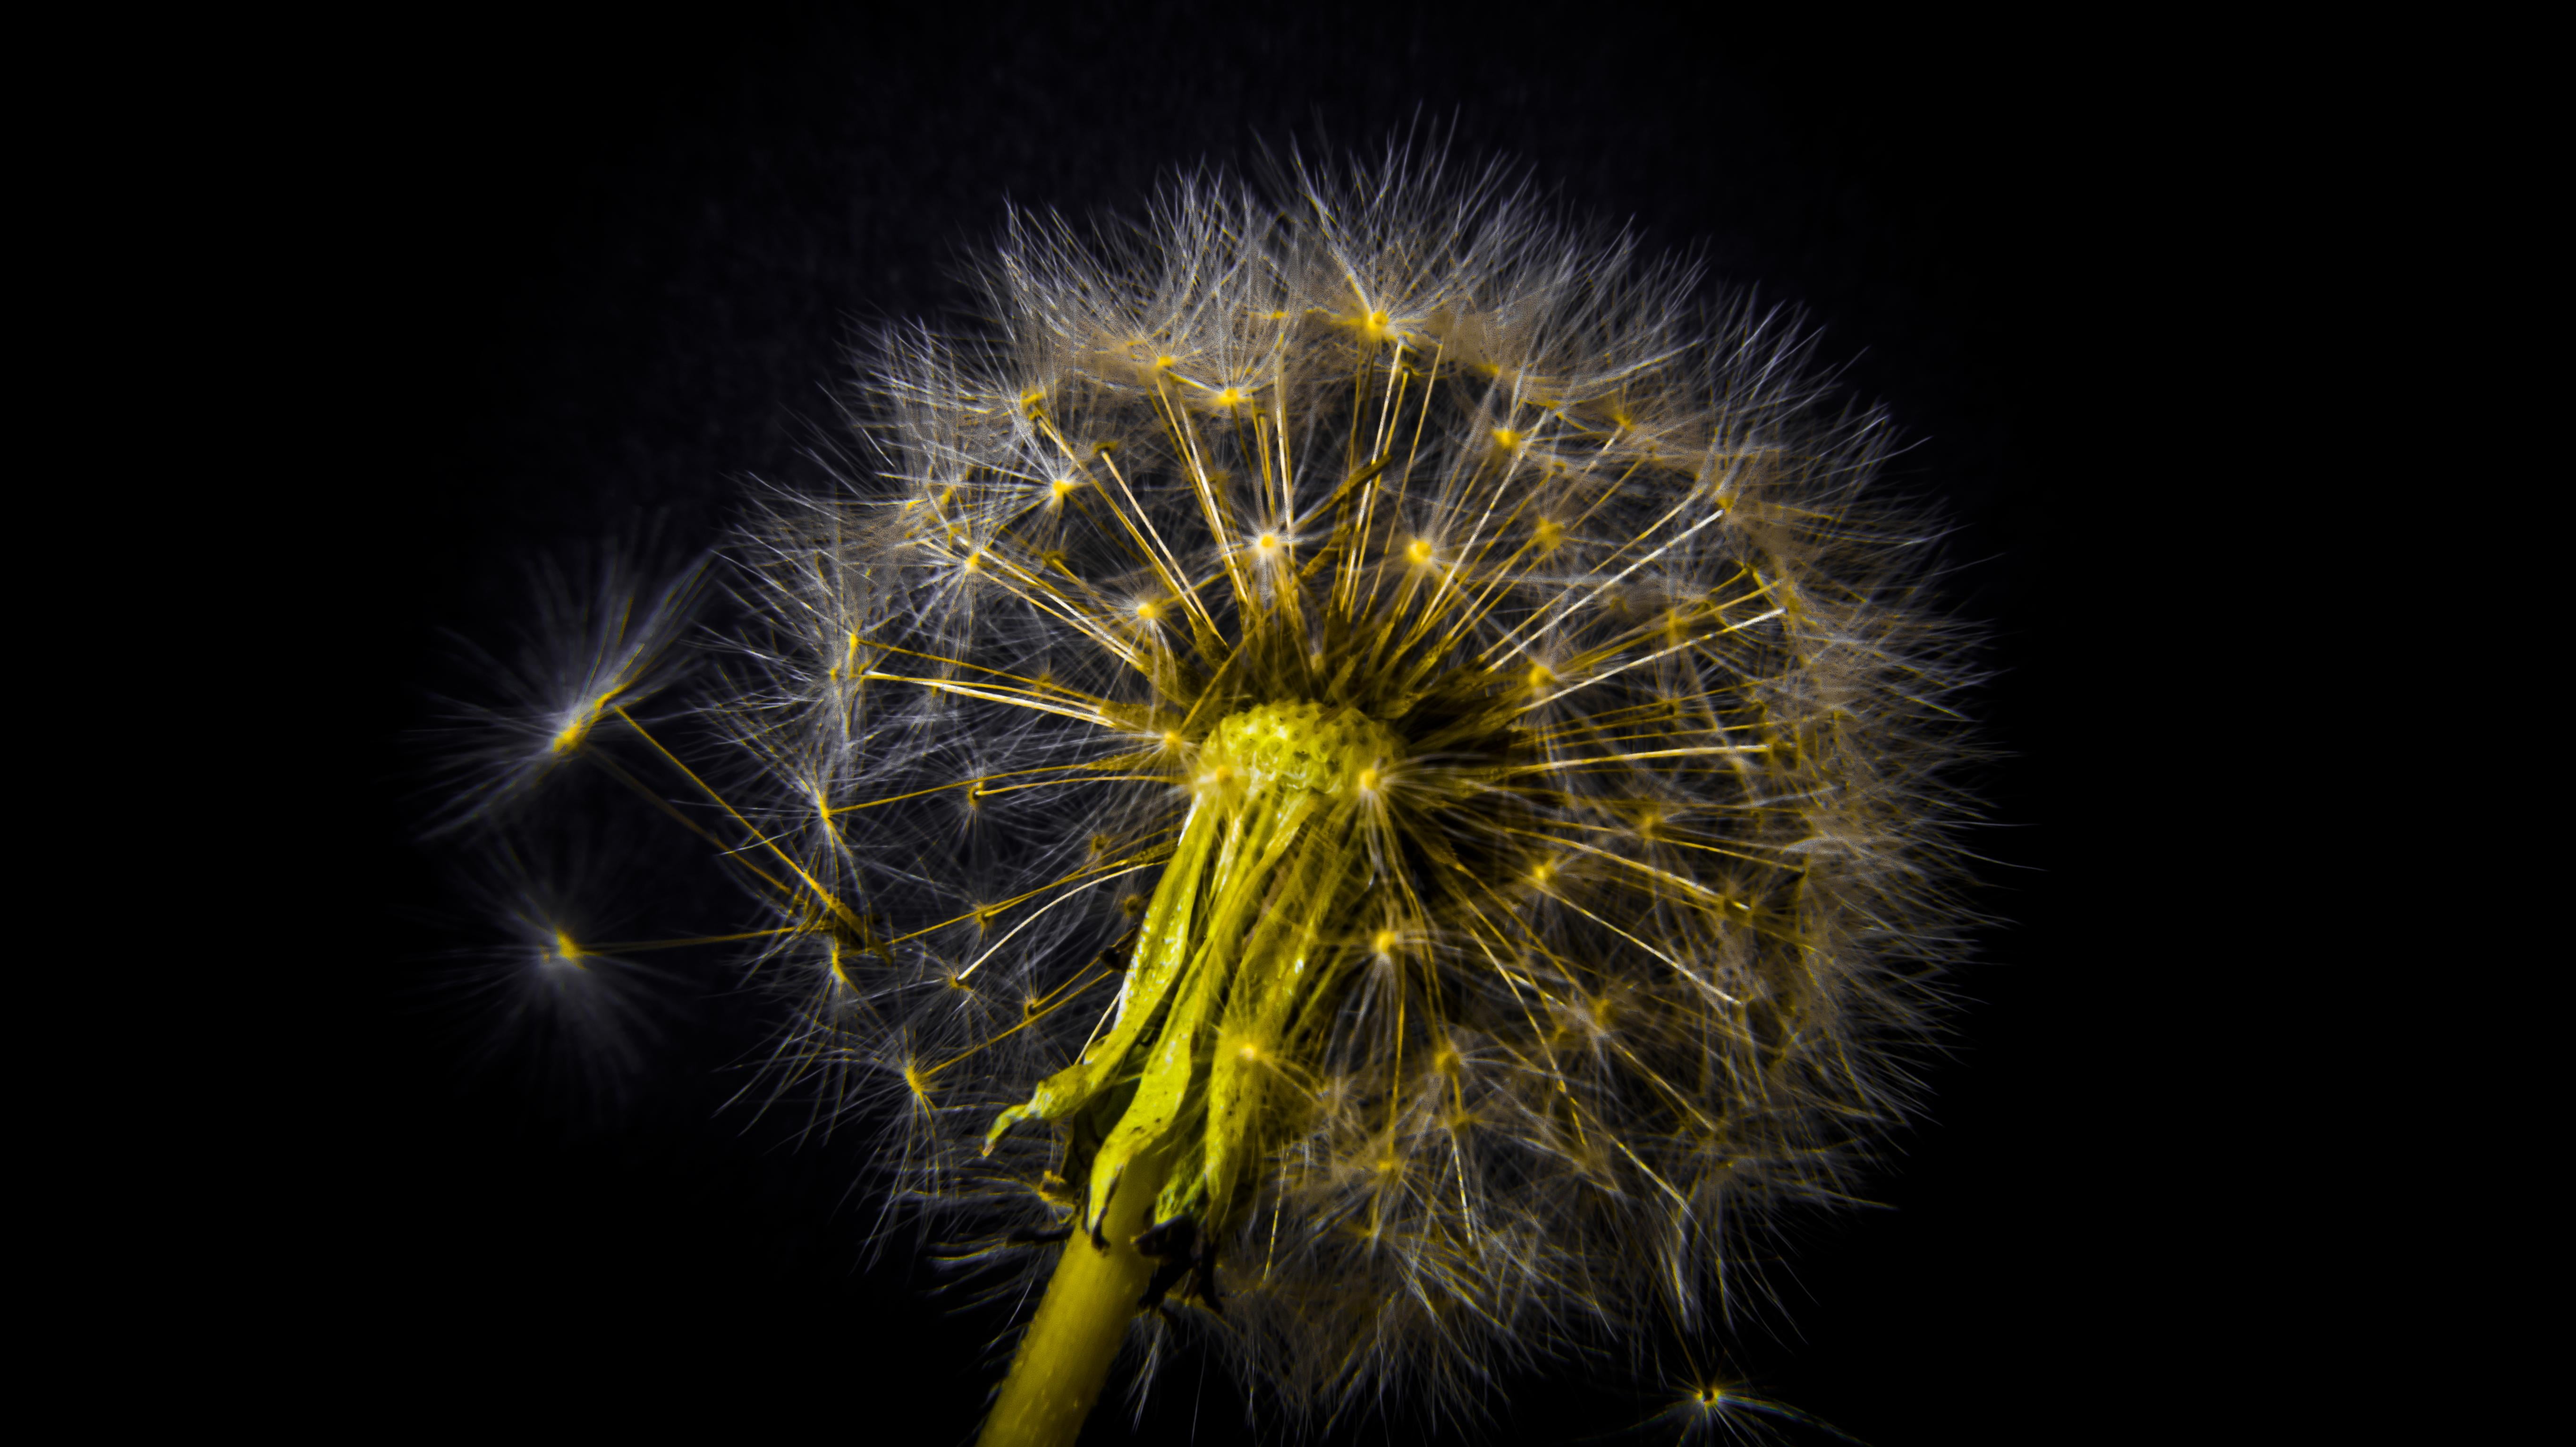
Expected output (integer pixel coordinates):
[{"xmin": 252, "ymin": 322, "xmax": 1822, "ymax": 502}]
[{"xmin": 707, "ymin": 141, "xmax": 1983, "ymax": 1430}]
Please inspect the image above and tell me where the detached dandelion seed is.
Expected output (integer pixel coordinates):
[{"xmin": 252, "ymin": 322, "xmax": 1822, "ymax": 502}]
[
  {"xmin": 431, "ymin": 830, "xmax": 685, "ymax": 1120},
  {"xmin": 451, "ymin": 141, "xmax": 1985, "ymax": 1444},
  {"xmin": 427, "ymin": 552, "xmax": 703, "ymax": 835}
]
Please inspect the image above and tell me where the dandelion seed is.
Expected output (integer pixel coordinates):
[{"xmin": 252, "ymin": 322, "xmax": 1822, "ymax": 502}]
[
  {"xmin": 429, "ymin": 828, "xmax": 682, "ymax": 1120},
  {"xmin": 428, "ymin": 553, "xmax": 703, "ymax": 834}
]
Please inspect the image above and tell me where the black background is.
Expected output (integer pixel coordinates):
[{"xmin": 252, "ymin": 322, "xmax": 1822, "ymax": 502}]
[{"xmin": 318, "ymin": 8, "xmax": 2140, "ymax": 1442}]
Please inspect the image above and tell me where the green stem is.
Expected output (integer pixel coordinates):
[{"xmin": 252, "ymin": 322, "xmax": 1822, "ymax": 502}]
[{"xmin": 974, "ymin": 1149, "xmax": 1172, "ymax": 1447}]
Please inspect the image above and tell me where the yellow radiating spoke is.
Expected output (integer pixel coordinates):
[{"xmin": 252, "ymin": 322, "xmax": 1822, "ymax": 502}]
[
  {"xmin": 857, "ymin": 673, "xmax": 1119, "ymax": 730},
  {"xmin": 1498, "ymin": 824, "xmax": 1762, "ymax": 917},
  {"xmin": 1541, "ymin": 579, "xmax": 1771, "ymax": 678},
  {"xmin": 1053, "ymin": 461, "xmax": 1167, "ymax": 587},
  {"xmin": 953, "ymin": 858, "xmax": 1164, "ymax": 982},
  {"xmin": 1606, "ymin": 1133, "xmax": 1697, "ymax": 1210},
  {"xmin": 1415, "ymin": 399, "xmax": 1553, "ymax": 637},
  {"xmin": 1474, "ymin": 467, "xmax": 1729, "ymax": 667},
  {"xmin": 1370, "ymin": 342, "xmax": 1410, "ymax": 465},
  {"xmin": 971, "ymin": 774, "xmax": 1173, "ymax": 800},
  {"xmin": 1351, "ymin": 348, "xmax": 1425, "ymax": 624},
  {"xmin": 1541, "ymin": 817, "xmax": 1802, "ymax": 871},
  {"xmin": 830, "ymin": 755, "xmax": 1156, "ymax": 817},
  {"xmin": 908, "ymin": 534, "xmax": 1148, "ymax": 672},
  {"xmin": 1332, "ymin": 356, "xmax": 1375, "ymax": 617},
  {"xmin": 1524, "ymin": 698, "xmax": 1695, "ymax": 741},
  {"xmin": 925, "ymin": 964, "xmax": 1118, "ymax": 1080},
  {"xmin": 1447, "ymin": 884, "xmax": 1585, "ymax": 1091},
  {"xmin": 1293, "ymin": 452, "xmax": 1395, "ymax": 585},
  {"xmin": 1025, "ymin": 414, "xmax": 1207, "ymax": 645},
  {"xmin": 878, "ymin": 842, "xmax": 1180, "ymax": 953},
  {"xmin": 855, "ymin": 637, "xmax": 1110, "ymax": 705},
  {"xmin": 1506, "ymin": 745, "xmax": 1773, "ymax": 776},
  {"xmin": 1151, "ymin": 379, "xmax": 1255, "ymax": 621},
  {"xmin": 1536, "ymin": 882, "xmax": 1732, "ymax": 1004},
  {"xmin": 1421, "ymin": 510, "xmax": 1555, "ymax": 661},
  {"xmin": 612, "ymin": 706, "xmax": 861, "ymax": 931},
  {"xmin": 585, "ymin": 749, "xmax": 799, "ymax": 902},
  {"xmin": 1246, "ymin": 409, "xmax": 1281, "ymax": 528},
  {"xmin": 586, "ymin": 926, "xmax": 807, "ymax": 953},
  {"xmin": 1525, "ymin": 722, "xmax": 1766, "ymax": 757},
  {"xmin": 1026, "ymin": 950, "xmax": 1117, "ymax": 1014},
  {"xmin": 1093, "ymin": 449, "xmax": 1226, "ymax": 656},
  {"xmin": 974, "ymin": 541, "xmax": 1149, "ymax": 669}
]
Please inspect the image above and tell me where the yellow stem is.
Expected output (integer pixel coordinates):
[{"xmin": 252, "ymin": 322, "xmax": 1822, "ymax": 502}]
[
  {"xmin": 975, "ymin": 1149, "xmax": 1174, "ymax": 1447},
  {"xmin": 975, "ymin": 701, "xmax": 1398, "ymax": 1444}
]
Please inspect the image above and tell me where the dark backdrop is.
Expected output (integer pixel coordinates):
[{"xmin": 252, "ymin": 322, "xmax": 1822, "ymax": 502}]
[{"xmin": 321, "ymin": 8, "xmax": 2125, "ymax": 1442}]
